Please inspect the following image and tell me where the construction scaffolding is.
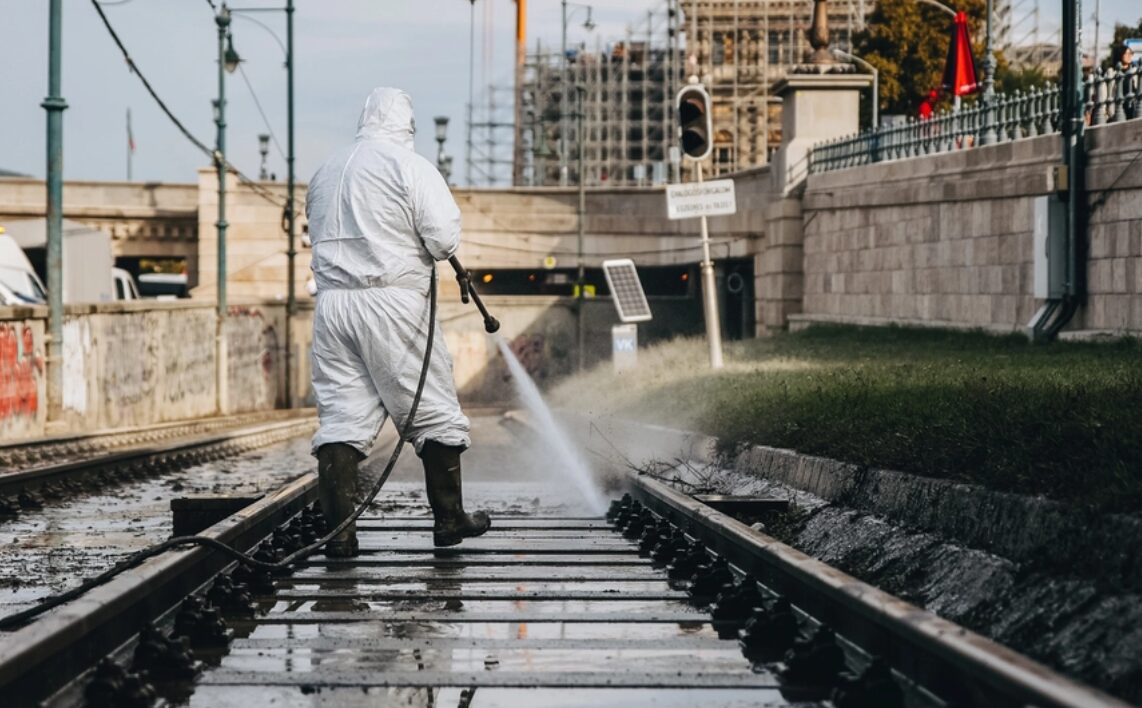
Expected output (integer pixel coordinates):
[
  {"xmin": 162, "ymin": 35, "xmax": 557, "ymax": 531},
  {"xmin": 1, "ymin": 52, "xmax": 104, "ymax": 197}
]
[{"xmin": 510, "ymin": 0, "xmax": 870, "ymax": 187}]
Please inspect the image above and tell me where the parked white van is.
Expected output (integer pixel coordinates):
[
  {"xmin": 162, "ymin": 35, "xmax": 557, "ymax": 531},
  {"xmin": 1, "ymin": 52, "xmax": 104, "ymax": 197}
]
[{"xmin": 0, "ymin": 228, "xmax": 48, "ymax": 306}]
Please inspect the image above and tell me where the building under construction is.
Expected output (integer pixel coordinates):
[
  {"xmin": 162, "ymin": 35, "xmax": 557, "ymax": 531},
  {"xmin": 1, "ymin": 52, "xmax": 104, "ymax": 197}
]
[{"xmin": 507, "ymin": 0, "xmax": 871, "ymax": 187}]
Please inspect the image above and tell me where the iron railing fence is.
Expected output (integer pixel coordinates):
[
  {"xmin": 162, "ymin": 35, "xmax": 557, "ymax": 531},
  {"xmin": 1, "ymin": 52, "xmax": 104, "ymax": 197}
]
[{"xmin": 808, "ymin": 64, "xmax": 1140, "ymax": 175}]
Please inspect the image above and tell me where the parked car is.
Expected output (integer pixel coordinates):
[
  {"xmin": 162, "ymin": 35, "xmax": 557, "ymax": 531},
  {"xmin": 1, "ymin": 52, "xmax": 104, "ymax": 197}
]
[
  {"xmin": 0, "ymin": 229, "xmax": 48, "ymax": 305},
  {"xmin": 112, "ymin": 267, "xmax": 141, "ymax": 301},
  {"xmin": 137, "ymin": 272, "xmax": 188, "ymax": 299}
]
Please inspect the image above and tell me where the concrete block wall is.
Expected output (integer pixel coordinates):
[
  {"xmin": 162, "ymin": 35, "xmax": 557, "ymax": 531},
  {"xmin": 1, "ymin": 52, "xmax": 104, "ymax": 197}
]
[
  {"xmin": 797, "ymin": 118, "xmax": 1142, "ymax": 334},
  {"xmin": 0, "ymin": 301, "xmax": 287, "ymax": 440},
  {"xmin": 1080, "ymin": 119, "xmax": 1142, "ymax": 332}
]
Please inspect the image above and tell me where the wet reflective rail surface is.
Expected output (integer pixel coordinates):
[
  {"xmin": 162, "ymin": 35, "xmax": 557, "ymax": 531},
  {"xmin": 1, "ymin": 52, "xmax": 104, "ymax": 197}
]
[{"xmin": 195, "ymin": 508, "xmax": 787, "ymax": 707}]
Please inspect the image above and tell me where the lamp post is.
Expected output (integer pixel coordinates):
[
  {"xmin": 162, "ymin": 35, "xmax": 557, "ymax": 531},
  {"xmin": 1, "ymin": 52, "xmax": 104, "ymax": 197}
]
[
  {"xmin": 434, "ymin": 116, "xmax": 451, "ymax": 180},
  {"xmin": 229, "ymin": 0, "xmax": 297, "ymax": 407},
  {"xmin": 979, "ymin": 0, "xmax": 998, "ymax": 144},
  {"xmin": 43, "ymin": 0, "xmax": 67, "ymax": 421},
  {"xmin": 833, "ymin": 48, "xmax": 879, "ymax": 129},
  {"xmin": 560, "ymin": 1, "xmax": 595, "ymax": 186},
  {"xmin": 215, "ymin": 6, "xmax": 241, "ymax": 321},
  {"xmin": 575, "ymin": 85, "xmax": 587, "ymax": 371},
  {"xmin": 258, "ymin": 133, "xmax": 270, "ymax": 179},
  {"xmin": 214, "ymin": 5, "xmax": 240, "ymax": 415}
]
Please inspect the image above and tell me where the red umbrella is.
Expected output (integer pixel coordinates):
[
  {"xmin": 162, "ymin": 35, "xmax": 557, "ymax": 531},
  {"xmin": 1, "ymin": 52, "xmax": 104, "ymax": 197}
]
[{"xmin": 942, "ymin": 11, "xmax": 979, "ymax": 97}]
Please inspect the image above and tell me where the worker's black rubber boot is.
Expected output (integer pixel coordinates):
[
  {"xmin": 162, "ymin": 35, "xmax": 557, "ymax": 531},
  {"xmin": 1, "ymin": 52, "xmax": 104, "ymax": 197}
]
[
  {"xmin": 421, "ymin": 441, "xmax": 491, "ymax": 547},
  {"xmin": 316, "ymin": 443, "xmax": 363, "ymax": 558}
]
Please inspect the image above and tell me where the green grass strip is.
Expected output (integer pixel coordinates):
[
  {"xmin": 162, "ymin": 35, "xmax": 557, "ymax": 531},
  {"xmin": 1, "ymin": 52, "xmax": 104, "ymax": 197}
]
[{"xmin": 552, "ymin": 325, "xmax": 1142, "ymax": 513}]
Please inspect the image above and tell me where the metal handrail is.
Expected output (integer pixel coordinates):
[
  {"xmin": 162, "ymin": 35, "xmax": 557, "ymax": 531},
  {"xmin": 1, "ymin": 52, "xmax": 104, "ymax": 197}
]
[{"xmin": 808, "ymin": 64, "xmax": 1141, "ymax": 175}]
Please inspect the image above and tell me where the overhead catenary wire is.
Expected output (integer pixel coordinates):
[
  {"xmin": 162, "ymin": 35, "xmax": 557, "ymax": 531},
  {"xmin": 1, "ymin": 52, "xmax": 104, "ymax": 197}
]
[
  {"xmin": 238, "ymin": 64, "xmax": 288, "ymax": 162},
  {"xmin": 89, "ymin": 0, "xmax": 287, "ymax": 210}
]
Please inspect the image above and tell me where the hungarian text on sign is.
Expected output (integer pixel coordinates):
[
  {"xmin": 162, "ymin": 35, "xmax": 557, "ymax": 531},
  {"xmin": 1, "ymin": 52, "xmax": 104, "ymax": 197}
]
[{"xmin": 665, "ymin": 179, "xmax": 738, "ymax": 220}]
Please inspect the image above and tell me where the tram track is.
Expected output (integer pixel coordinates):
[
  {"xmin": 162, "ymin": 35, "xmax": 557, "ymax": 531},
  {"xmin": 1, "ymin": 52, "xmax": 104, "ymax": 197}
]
[
  {"xmin": 0, "ymin": 446, "xmax": 1128, "ymax": 707},
  {"xmin": 0, "ymin": 413, "xmax": 317, "ymax": 514}
]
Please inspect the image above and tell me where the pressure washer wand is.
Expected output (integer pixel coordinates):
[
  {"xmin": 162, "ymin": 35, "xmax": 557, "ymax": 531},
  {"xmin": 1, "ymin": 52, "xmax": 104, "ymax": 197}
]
[{"xmin": 449, "ymin": 256, "xmax": 500, "ymax": 333}]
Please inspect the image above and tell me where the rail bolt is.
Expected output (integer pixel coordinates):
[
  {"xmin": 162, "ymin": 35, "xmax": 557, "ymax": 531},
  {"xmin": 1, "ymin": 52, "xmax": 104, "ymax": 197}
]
[
  {"xmin": 739, "ymin": 597, "xmax": 799, "ymax": 661},
  {"xmin": 710, "ymin": 573, "xmax": 765, "ymax": 638},
  {"xmin": 780, "ymin": 623, "xmax": 846, "ymax": 689},
  {"xmin": 233, "ymin": 561, "xmax": 275, "ymax": 595},
  {"xmin": 687, "ymin": 556, "xmax": 734, "ymax": 606},
  {"xmin": 605, "ymin": 494, "xmax": 632, "ymax": 523},
  {"xmin": 131, "ymin": 623, "xmax": 200, "ymax": 681},
  {"xmin": 666, "ymin": 542, "xmax": 707, "ymax": 581},
  {"xmin": 614, "ymin": 499, "xmax": 641, "ymax": 529},
  {"xmin": 621, "ymin": 509, "xmax": 653, "ymax": 540},
  {"xmin": 207, "ymin": 574, "xmax": 257, "ymax": 617},
  {"xmin": 173, "ymin": 596, "xmax": 232, "ymax": 649},
  {"xmin": 637, "ymin": 519, "xmax": 672, "ymax": 556},
  {"xmin": 650, "ymin": 529, "xmax": 690, "ymax": 567}
]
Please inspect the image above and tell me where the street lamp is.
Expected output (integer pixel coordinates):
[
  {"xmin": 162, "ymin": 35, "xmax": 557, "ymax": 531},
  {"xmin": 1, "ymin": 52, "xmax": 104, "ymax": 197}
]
[
  {"xmin": 214, "ymin": 4, "xmax": 240, "ymax": 414},
  {"xmin": 833, "ymin": 48, "xmax": 879, "ymax": 129},
  {"xmin": 215, "ymin": 5, "xmax": 240, "ymax": 323},
  {"xmin": 258, "ymin": 133, "xmax": 270, "ymax": 179},
  {"xmin": 980, "ymin": 0, "xmax": 998, "ymax": 144},
  {"xmin": 434, "ymin": 116, "xmax": 452, "ymax": 181},
  {"xmin": 560, "ymin": 1, "xmax": 595, "ymax": 186}
]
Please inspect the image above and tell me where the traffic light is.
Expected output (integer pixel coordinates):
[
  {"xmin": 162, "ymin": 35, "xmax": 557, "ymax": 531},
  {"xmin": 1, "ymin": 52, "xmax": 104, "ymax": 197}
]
[{"xmin": 676, "ymin": 85, "xmax": 713, "ymax": 161}]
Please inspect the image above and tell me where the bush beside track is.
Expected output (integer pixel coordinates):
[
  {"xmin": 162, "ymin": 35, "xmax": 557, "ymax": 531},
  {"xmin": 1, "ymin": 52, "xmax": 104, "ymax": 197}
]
[{"xmin": 552, "ymin": 325, "xmax": 1142, "ymax": 514}]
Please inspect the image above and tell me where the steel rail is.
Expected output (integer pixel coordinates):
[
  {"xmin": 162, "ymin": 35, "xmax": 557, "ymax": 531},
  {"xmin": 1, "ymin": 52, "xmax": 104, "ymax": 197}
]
[
  {"xmin": 0, "ymin": 409, "xmax": 313, "ymax": 470},
  {"xmin": 0, "ymin": 416, "xmax": 316, "ymax": 502},
  {"xmin": 630, "ymin": 474, "xmax": 1130, "ymax": 708},
  {"xmin": 0, "ymin": 472, "xmax": 316, "ymax": 706}
]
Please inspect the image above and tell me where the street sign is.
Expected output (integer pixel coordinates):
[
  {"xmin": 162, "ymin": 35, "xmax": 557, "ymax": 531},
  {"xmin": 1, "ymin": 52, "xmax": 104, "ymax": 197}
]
[{"xmin": 665, "ymin": 179, "xmax": 737, "ymax": 220}]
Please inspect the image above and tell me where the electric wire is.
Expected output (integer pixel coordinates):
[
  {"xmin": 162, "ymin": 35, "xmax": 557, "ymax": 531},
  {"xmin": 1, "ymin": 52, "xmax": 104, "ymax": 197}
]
[
  {"xmin": 238, "ymin": 63, "xmax": 288, "ymax": 162},
  {"xmin": 0, "ymin": 269, "xmax": 440, "ymax": 632},
  {"xmin": 89, "ymin": 0, "xmax": 288, "ymax": 210}
]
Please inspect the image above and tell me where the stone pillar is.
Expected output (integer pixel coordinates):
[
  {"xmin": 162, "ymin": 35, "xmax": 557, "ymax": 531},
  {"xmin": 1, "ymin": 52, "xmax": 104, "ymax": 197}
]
[
  {"xmin": 770, "ymin": 73, "xmax": 872, "ymax": 195},
  {"xmin": 758, "ymin": 198, "xmax": 805, "ymax": 335}
]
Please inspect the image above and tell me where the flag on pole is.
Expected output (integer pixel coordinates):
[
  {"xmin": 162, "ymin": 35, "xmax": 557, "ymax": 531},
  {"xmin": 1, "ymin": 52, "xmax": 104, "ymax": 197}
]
[
  {"xmin": 942, "ymin": 11, "xmax": 980, "ymax": 97},
  {"xmin": 127, "ymin": 109, "xmax": 136, "ymax": 153}
]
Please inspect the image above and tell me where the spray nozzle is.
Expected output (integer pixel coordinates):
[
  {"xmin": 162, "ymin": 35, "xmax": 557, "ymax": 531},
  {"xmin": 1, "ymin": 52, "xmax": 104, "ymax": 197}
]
[{"xmin": 449, "ymin": 256, "xmax": 499, "ymax": 334}]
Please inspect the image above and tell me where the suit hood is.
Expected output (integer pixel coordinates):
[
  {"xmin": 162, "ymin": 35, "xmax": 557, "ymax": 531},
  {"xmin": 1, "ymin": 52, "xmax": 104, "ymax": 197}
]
[{"xmin": 356, "ymin": 87, "xmax": 415, "ymax": 149}]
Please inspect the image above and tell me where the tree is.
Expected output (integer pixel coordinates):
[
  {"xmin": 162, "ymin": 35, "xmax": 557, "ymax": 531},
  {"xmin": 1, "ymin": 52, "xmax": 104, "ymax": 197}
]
[
  {"xmin": 853, "ymin": 0, "xmax": 987, "ymax": 116},
  {"xmin": 854, "ymin": 0, "xmax": 1063, "ymax": 116}
]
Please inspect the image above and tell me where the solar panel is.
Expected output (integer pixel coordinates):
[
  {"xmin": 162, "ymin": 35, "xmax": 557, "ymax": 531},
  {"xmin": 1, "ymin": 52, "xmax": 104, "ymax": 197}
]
[{"xmin": 602, "ymin": 259, "xmax": 653, "ymax": 323}]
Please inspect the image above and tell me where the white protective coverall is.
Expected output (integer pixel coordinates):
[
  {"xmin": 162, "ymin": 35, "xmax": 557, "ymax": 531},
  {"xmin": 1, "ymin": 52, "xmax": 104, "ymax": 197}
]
[{"xmin": 307, "ymin": 87, "xmax": 470, "ymax": 457}]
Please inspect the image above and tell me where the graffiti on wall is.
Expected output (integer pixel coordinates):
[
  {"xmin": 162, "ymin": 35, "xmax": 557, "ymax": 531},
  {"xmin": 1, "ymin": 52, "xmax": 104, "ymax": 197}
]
[
  {"xmin": 0, "ymin": 324, "xmax": 44, "ymax": 423},
  {"xmin": 160, "ymin": 310, "xmax": 214, "ymax": 408},
  {"xmin": 225, "ymin": 307, "xmax": 279, "ymax": 411}
]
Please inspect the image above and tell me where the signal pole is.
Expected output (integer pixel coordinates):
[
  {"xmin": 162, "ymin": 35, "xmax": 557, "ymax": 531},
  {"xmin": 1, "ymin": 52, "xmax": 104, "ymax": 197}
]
[
  {"xmin": 677, "ymin": 83, "xmax": 724, "ymax": 370},
  {"xmin": 696, "ymin": 161, "xmax": 723, "ymax": 369}
]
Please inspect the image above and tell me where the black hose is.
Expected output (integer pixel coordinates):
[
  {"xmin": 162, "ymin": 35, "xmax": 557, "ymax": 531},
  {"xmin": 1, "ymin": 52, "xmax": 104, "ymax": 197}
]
[{"xmin": 0, "ymin": 269, "xmax": 440, "ymax": 631}]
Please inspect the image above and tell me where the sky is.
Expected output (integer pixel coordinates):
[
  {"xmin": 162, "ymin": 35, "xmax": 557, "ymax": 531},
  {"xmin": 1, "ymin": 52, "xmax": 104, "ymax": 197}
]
[{"xmin": 2, "ymin": 0, "xmax": 1139, "ymax": 187}]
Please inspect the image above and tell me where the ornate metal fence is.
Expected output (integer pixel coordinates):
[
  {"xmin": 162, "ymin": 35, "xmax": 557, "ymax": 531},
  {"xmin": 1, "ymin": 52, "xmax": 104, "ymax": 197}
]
[{"xmin": 808, "ymin": 65, "xmax": 1141, "ymax": 175}]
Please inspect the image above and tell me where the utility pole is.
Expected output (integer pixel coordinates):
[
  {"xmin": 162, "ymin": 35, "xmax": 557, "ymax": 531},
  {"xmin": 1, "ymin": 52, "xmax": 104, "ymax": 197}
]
[
  {"xmin": 980, "ymin": 0, "xmax": 998, "ymax": 144},
  {"xmin": 43, "ymin": 0, "xmax": 67, "ymax": 422},
  {"xmin": 576, "ymin": 85, "xmax": 587, "ymax": 371},
  {"xmin": 467, "ymin": 0, "xmax": 476, "ymax": 186},
  {"xmin": 561, "ymin": 0, "xmax": 570, "ymax": 186},
  {"xmin": 214, "ymin": 5, "xmax": 240, "ymax": 414},
  {"xmin": 285, "ymin": 0, "xmax": 296, "ymax": 408}
]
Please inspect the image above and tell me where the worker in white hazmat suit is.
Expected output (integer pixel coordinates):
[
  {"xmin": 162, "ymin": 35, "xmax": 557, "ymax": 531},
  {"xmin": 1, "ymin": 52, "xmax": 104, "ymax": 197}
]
[{"xmin": 306, "ymin": 87, "xmax": 491, "ymax": 556}]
